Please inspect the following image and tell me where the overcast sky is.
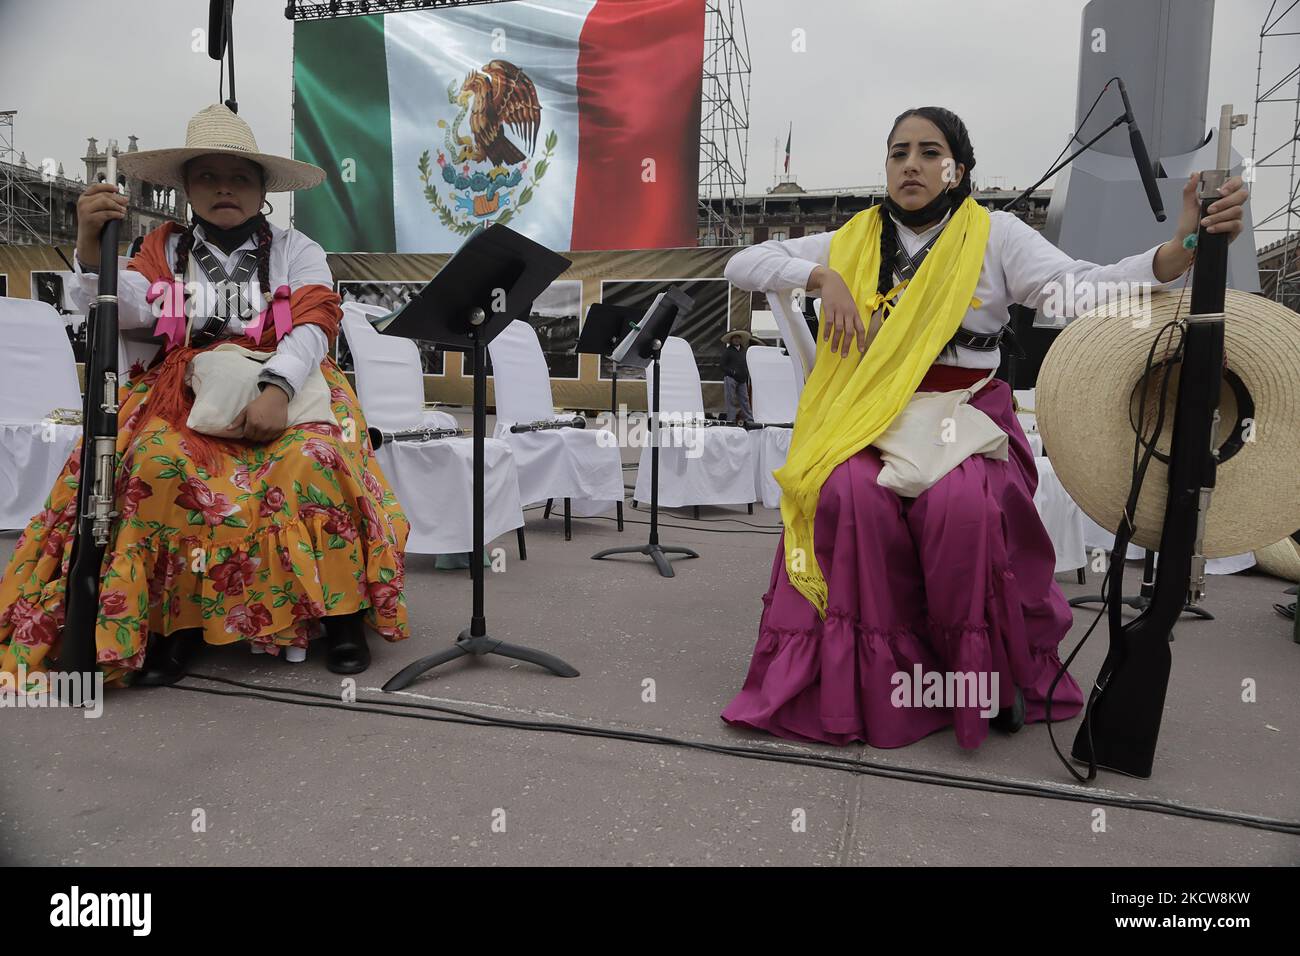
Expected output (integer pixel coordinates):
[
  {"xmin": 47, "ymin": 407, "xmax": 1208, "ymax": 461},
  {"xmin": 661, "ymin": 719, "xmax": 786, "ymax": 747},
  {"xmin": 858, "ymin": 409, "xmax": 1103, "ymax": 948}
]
[{"xmin": 1, "ymin": 0, "xmax": 1295, "ymax": 247}]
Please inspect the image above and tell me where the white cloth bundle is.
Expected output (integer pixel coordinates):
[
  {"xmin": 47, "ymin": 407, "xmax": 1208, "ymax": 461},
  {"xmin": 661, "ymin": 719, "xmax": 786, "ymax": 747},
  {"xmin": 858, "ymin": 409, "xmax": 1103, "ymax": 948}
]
[
  {"xmin": 186, "ymin": 344, "xmax": 336, "ymax": 435},
  {"xmin": 873, "ymin": 369, "xmax": 1008, "ymax": 498}
]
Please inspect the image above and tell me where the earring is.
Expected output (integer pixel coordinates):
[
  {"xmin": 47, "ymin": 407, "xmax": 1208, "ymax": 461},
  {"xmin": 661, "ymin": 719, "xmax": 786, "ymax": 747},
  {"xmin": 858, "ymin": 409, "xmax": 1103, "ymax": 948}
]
[{"xmin": 261, "ymin": 199, "xmax": 274, "ymax": 215}]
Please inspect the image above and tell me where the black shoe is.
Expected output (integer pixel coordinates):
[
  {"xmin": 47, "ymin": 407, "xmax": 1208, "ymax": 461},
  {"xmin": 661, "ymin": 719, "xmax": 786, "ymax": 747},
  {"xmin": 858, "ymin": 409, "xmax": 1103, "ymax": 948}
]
[
  {"xmin": 1275, "ymin": 601, "xmax": 1296, "ymax": 621},
  {"xmin": 323, "ymin": 611, "xmax": 371, "ymax": 675},
  {"xmin": 989, "ymin": 686, "xmax": 1026, "ymax": 734},
  {"xmin": 135, "ymin": 628, "xmax": 201, "ymax": 687}
]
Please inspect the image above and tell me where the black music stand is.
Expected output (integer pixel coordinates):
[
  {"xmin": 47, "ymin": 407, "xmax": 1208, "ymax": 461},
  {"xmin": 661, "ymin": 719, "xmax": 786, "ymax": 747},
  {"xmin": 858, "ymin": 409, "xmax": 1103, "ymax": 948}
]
[
  {"xmin": 591, "ymin": 289, "xmax": 699, "ymax": 578},
  {"xmin": 380, "ymin": 224, "xmax": 578, "ymax": 690},
  {"xmin": 578, "ymin": 302, "xmax": 641, "ymax": 533}
]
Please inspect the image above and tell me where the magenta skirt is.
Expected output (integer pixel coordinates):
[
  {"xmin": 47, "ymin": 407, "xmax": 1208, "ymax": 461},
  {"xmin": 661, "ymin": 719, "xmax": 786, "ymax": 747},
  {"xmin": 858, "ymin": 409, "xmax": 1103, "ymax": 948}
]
[{"xmin": 722, "ymin": 379, "xmax": 1084, "ymax": 749}]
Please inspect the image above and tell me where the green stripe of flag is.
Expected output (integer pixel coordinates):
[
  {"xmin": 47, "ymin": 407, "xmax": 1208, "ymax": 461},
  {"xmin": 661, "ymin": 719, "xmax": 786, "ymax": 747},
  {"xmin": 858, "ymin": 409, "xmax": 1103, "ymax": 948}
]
[{"xmin": 293, "ymin": 15, "xmax": 394, "ymax": 252}]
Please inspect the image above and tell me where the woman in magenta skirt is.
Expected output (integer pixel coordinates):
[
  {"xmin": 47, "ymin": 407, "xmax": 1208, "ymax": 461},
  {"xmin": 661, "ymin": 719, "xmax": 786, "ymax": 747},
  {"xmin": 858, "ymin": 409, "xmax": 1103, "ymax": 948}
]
[{"xmin": 721, "ymin": 106, "xmax": 1249, "ymax": 750}]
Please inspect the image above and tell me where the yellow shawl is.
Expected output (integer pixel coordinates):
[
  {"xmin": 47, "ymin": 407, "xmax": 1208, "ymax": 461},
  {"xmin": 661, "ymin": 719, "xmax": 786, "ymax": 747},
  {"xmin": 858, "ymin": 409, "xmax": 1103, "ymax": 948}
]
[{"xmin": 773, "ymin": 196, "xmax": 991, "ymax": 616}]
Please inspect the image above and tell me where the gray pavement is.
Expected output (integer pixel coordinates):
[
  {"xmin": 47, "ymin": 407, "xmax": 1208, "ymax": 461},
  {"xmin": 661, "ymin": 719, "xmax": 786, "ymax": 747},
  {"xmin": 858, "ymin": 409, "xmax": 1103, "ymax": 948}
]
[{"xmin": 1, "ymin": 442, "xmax": 1297, "ymax": 866}]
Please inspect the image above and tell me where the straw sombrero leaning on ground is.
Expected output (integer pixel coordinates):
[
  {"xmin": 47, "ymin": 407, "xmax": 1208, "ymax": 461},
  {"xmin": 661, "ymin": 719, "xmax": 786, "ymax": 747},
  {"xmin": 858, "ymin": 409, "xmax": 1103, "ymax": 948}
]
[
  {"xmin": 0, "ymin": 104, "xmax": 411, "ymax": 687},
  {"xmin": 719, "ymin": 105, "xmax": 1249, "ymax": 751}
]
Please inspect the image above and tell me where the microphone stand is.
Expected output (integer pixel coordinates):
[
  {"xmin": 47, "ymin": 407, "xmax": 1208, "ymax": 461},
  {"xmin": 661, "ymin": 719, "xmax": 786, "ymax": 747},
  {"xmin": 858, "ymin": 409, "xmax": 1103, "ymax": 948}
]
[
  {"xmin": 1003, "ymin": 115, "xmax": 1127, "ymax": 216},
  {"xmin": 1007, "ymin": 77, "xmax": 1166, "ymax": 222}
]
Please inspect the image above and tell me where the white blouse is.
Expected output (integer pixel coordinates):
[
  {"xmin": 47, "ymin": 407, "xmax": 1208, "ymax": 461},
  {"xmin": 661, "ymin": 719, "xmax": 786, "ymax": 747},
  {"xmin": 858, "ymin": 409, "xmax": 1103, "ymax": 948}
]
[
  {"xmin": 72, "ymin": 221, "xmax": 332, "ymax": 394},
  {"xmin": 724, "ymin": 208, "xmax": 1185, "ymax": 368}
]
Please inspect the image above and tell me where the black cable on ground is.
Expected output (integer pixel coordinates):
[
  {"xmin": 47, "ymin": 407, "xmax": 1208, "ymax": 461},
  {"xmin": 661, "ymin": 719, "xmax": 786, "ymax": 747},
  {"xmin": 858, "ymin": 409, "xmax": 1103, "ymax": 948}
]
[{"xmin": 173, "ymin": 672, "xmax": 1300, "ymax": 838}]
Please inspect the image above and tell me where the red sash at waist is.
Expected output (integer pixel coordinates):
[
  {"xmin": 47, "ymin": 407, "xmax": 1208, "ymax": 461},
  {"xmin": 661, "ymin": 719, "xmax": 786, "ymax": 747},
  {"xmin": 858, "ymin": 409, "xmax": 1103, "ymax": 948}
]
[{"xmin": 918, "ymin": 364, "xmax": 993, "ymax": 391}]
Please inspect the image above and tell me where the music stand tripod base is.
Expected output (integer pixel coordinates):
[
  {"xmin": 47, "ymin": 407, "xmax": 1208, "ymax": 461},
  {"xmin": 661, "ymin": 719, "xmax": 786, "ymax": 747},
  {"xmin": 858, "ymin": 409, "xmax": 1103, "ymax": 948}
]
[
  {"xmin": 1069, "ymin": 551, "xmax": 1214, "ymax": 625},
  {"xmin": 383, "ymin": 628, "xmax": 579, "ymax": 692},
  {"xmin": 592, "ymin": 541, "xmax": 699, "ymax": 578}
]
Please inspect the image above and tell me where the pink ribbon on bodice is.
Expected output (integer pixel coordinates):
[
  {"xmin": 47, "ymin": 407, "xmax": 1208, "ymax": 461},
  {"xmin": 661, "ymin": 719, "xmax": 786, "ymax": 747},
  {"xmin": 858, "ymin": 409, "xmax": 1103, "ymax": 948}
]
[
  {"xmin": 145, "ymin": 277, "xmax": 188, "ymax": 351},
  {"xmin": 245, "ymin": 284, "xmax": 293, "ymax": 344}
]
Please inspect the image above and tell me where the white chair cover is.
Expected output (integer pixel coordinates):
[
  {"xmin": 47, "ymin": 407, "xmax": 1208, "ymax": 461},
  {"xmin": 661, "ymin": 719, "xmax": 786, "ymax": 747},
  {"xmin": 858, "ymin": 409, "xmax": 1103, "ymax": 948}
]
[
  {"xmin": 0, "ymin": 299, "xmax": 83, "ymax": 529},
  {"xmin": 746, "ymin": 345, "xmax": 798, "ymax": 509},
  {"xmin": 342, "ymin": 316, "xmax": 523, "ymax": 554},
  {"xmin": 633, "ymin": 336, "xmax": 756, "ymax": 507},
  {"xmin": 1079, "ymin": 512, "xmax": 1255, "ymax": 575},
  {"xmin": 1032, "ymin": 456, "xmax": 1087, "ymax": 574},
  {"xmin": 1013, "ymin": 387, "xmax": 1038, "ymax": 438},
  {"xmin": 378, "ymin": 439, "xmax": 522, "ymax": 554},
  {"xmin": 764, "ymin": 291, "xmax": 817, "ymax": 392},
  {"xmin": 488, "ymin": 320, "xmax": 624, "ymax": 508}
]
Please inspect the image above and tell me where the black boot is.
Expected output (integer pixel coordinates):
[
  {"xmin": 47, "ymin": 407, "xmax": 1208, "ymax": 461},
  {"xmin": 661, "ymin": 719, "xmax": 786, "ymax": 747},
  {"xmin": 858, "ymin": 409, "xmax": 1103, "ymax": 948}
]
[
  {"xmin": 989, "ymin": 686, "xmax": 1026, "ymax": 734},
  {"xmin": 135, "ymin": 628, "xmax": 202, "ymax": 687},
  {"xmin": 323, "ymin": 611, "xmax": 370, "ymax": 675}
]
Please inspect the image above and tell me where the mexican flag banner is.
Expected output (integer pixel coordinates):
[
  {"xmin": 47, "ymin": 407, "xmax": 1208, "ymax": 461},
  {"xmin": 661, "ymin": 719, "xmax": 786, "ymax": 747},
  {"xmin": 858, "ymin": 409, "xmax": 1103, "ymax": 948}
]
[{"xmin": 293, "ymin": 0, "xmax": 705, "ymax": 253}]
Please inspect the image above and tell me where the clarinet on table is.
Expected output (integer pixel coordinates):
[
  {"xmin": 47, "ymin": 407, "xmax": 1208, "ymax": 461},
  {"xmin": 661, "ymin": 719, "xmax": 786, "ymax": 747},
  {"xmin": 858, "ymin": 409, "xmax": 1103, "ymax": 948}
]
[
  {"xmin": 666, "ymin": 418, "xmax": 793, "ymax": 431},
  {"xmin": 368, "ymin": 425, "xmax": 469, "ymax": 448},
  {"xmin": 57, "ymin": 142, "xmax": 122, "ymax": 694},
  {"xmin": 508, "ymin": 416, "xmax": 586, "ymax": 433}
]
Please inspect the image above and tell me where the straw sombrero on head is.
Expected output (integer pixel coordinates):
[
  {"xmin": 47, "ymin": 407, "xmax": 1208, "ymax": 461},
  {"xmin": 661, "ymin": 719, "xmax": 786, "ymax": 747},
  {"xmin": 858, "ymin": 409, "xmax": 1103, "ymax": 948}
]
[
  {"xmin": 1037, "ymin": 289, "xmax": 1300, "ymax": 557},
  {"xmin": 116, "ymin": 104, "xmax": 325, "ymax": 193},
  {"xmin": 721, "ymin": 329, "xmax": 753, "ymax": 346}
]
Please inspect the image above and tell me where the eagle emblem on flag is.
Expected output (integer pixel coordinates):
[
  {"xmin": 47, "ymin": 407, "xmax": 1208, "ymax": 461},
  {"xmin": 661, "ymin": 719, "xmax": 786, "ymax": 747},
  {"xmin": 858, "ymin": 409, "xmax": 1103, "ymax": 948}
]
[{"xmin": 420, "ymin": 59, "xmax": 556, "ymax": 236}]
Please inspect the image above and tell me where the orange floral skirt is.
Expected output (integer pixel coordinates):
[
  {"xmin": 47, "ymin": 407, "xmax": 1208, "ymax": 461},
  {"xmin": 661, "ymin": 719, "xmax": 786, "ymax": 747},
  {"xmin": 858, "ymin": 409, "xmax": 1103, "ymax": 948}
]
[{"xmin": 0, "ymin": 358, "xmax": 410, "ymax": 686}]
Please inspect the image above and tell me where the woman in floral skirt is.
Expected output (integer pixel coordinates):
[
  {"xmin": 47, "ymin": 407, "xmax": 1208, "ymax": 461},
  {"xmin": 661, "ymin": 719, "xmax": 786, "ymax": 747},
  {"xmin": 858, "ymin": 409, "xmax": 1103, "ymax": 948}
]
[{"xmin": 0, "ymin": 104, "xmax": 410, "ymax": 686}]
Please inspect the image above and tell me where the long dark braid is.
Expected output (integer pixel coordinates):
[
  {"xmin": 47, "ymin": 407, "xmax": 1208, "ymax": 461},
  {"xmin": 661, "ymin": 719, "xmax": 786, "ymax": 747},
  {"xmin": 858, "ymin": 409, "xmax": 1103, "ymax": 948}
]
[
  {"xmin": 877, "ymin": 208, "xmax": 903, "ymax": 307},
  {"xmin": 173, "ymin": 221, "xmax": 198, "ymax": 283},
  {"xmin": 253, "ymin": 218, "xmax": 274, "ymax": 342}
]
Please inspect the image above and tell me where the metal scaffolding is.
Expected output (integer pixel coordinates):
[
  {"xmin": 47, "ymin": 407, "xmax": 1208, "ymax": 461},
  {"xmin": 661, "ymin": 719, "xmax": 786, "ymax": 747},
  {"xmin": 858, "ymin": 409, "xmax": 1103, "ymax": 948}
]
[
  {"xmin": 0, "ymin": 110, "xmax": 51, "ymax": 245},
  {"xmin": 697, "ymin": 0, "xmax": 751, "ymax": 246},
  {"xmin": 1251, "ymin": 0, "xmax": 1300, "ymax": 308}
]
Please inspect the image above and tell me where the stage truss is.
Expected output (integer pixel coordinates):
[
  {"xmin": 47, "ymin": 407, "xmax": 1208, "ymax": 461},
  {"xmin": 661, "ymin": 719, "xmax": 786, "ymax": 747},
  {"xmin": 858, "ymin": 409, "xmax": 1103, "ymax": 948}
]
[
  {"xmin": 1251, "ymin": 0, "xmax": 1300, "ymax": 309},
  {"xmin": 698, "ymin": 0, "xmax": 751, "ymax": 246},
  {"xmin": 0, "ymin": 111, "xmax": 51, "ymax": 246},
  {"xmin": 285, "ymin": 0, "xmax": 751, "ymax": 247}
]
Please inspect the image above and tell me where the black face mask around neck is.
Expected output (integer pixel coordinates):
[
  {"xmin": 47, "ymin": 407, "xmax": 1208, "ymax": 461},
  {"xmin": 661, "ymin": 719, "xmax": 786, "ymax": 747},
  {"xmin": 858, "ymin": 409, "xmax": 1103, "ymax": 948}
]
[
  {"xmin": 192, "ymin": 211, "xmax": 267, "ymax": 255},
  {"xmin": 883, "ymin": 188, "xmax": 955, "ymax": 230}
]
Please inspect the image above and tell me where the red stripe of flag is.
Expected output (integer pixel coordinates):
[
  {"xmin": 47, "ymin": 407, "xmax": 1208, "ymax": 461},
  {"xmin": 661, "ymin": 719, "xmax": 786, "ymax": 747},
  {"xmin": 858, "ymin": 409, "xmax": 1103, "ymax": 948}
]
[{"xmin": 570, "ymin": 0, "xmax": 705, "ymax": 250}]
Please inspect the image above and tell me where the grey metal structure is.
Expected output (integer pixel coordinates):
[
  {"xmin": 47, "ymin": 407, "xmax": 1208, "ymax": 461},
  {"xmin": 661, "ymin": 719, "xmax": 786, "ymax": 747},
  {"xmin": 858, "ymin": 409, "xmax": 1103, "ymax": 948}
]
[
  {"xmin": 1042, "ymin": 0, "xmax": 1261, "ymax": 310},
  {"xmin": 0, "ymin": 110, "xmax": 51, "ymax": 246},
  {"xmin": 1251, "ymin": 0, "xmax": 1300, "ymax": 306},
  {"xmin": 698, "ymin": 0, "xmax": 752, "ymax": 246}
]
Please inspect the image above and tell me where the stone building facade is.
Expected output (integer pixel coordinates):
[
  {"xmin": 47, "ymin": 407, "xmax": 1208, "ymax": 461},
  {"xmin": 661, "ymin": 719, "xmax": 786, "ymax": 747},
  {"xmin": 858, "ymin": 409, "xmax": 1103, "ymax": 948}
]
[{"xmin": 0, "ymin": 134, "xmax": 187, "ymax": 247}]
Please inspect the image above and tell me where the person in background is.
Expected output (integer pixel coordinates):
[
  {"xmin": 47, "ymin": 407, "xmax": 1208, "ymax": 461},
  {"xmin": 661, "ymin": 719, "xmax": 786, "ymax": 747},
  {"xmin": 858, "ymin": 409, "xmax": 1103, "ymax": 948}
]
[{"xmin": 721, "ymin": 329, "xmax": 753, "ymax": 423}]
